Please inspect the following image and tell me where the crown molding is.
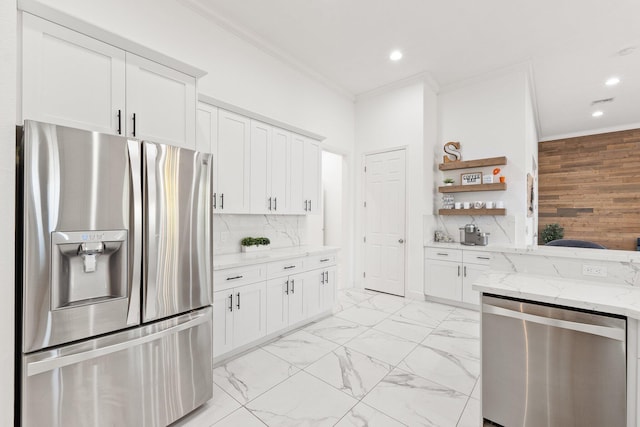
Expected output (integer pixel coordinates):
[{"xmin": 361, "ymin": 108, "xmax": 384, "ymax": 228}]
[
  {"xmin": 539, "ymin": 122, "xmax": 640, "ymax": 142},
  {"xmin": 438, "ymin": 61, "xmax": 533, "ymax": 94},
  {"xmin": 178, "ymin": 0, "xmax": 355, "ymax": 102},
  {"xmin": 355, "ymin": 71, "xmax": 440, "ymax": 102}
]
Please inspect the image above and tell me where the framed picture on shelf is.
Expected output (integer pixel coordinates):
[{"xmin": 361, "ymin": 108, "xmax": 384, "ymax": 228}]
[{"xmin": 461, "ymin": 171, "xmax": 482, "ymax": 185}]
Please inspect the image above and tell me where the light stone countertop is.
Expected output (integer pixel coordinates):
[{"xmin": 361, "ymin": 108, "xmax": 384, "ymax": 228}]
[
  {"xmin": 214, "ymin": 245, "xmax": 340, "ymax": 270},
  {"xmin": 425, "ymin": 241, "xmax": 640, "ymax": 263},
  {"xmin": 473, "ymin": 270, "xmax": 640, "ymax": 319}
]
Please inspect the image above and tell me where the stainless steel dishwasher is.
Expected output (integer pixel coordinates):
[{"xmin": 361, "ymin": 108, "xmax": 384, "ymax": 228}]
[{"xmin": 482, "ymin": 294, "xmax": 626, "ymax": 427}]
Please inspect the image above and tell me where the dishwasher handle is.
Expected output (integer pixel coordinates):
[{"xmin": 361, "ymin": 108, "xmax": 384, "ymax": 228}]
[{"xmin": 483, "ymin": 304, "xmax": 626, "ymax": 342}]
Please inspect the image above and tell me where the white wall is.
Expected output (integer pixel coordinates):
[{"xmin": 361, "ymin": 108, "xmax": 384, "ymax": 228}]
[
  {"xmin": 437, "ymin": 69, "xmax": 531, "ymax": 247},
  {"xmin": 0, "ymin": 0, "xmax": 16, "ymax": 423},
  {"xmin": 355, "ymin": 80, "xmax": 427, "ymax": 299},
  {"xmin": 321, "ymin": 151, "xmax": 346, "ymax": 288}
]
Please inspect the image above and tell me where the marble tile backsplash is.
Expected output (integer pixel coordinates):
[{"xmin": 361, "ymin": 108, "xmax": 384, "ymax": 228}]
[
  {"xmin": 424, "ymin": 214, "xmax": 516, "ymax": 246},
  {"xmin": 214, "ymin": 214, "xmax": 307, "ymax": 254}
]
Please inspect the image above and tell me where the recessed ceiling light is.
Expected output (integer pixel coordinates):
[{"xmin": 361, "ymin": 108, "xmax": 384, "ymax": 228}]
[
  {"xmin": 389, "ymin": 50, "xmax": 403, "ymax": 61},
  {"xmin": 605, "ymin": 77, "xmax": 621, "ymax": 86},
  {"xmin": 592, "ymin": 110, "xmax": 604, "ymax": 118}
]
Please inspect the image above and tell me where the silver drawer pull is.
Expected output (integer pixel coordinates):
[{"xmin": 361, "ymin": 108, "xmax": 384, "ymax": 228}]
[
  {"xmin": 477, "ymin": 256, "xmax": 490, "ymax": 260},
  {"xmin": 284, "ymin": 265, "xmax": 296, "ymax": 270},
  {"xmin": 226, "ymin": 275, "xmax": 243, "ymax": 281},
  {"xmin": 436, "ymin": 253, "xmax": 449, "ymax": 256},
  {"xmin": 320, "ymin": 258, "xmax": 330, "ymax": 262}
]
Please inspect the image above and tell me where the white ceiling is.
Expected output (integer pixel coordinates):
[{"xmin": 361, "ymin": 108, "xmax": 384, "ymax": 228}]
[{"xmin": 186, "ymin": 0, "xmax": 640, "ymax": 139}]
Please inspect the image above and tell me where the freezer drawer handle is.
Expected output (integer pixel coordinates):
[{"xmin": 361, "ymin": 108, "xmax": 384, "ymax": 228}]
[
  {"xmin": 482, "ymin": 304, "xmax": 626, "ymax": 341},
  {"xmin": 226, "ymin": 275, "xmax": 243, "ymax": 281},
  {"xmin": 26, "ymin": 311, "xmax": 211, "ymax": 377}
]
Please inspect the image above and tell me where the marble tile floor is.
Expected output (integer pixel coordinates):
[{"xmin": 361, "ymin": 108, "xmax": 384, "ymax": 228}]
[{"xmin": 173, "ymin": 288, "xmax": 482, "ymax": 427}]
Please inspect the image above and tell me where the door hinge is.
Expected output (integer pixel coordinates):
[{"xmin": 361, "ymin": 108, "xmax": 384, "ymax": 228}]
[{"xmin": 363, "ymin": 272, "xmax": 366, "ymax": 278}]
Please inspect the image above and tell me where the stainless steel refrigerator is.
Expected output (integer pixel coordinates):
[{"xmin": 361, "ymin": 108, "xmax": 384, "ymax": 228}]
[{"xmin": 17, "ymin": 120, "xmax": 213, "ymax": 426}]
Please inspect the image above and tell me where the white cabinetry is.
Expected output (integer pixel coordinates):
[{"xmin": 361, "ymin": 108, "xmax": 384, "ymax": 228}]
[
  {"xmin": 424, "ymin": 247, "xmax": 490, "ymax": 306},
  {"xmin": 266, "ymin": 273, "xmax": 306, "ymax": 334},
  {"xmin": 249, "ymin": 122, "xmax": 290, "ymax": 214},
  {"xmin": 22, "ymin": 13, "xmax": 197, "ymax": 149},
  {"xmin": 216, "ymin": 110, "xmax": 251, "ymax": 213},
  {"xmin": 213, "ymin": 280, "xmax": 267, "ymax": 358},
  {"xmin": 290, "ymin": 134, "xmax": 320, "ymax": 214},
  {"xmin": 270, "ymin": 127, "xmax": 290, "ymax": 213},
  {"xmin": 196, "ymin": 103, "xmax": 217, "ymax": 155},
  {"xmin": 305, "ymin": 266, "xmax": 336, "ymax": 317}
]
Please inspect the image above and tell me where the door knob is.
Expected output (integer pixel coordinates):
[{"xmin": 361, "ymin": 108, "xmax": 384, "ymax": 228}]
[{"xmin": 399, "ymin": 239, "xmax": 404, "ymax": 243}]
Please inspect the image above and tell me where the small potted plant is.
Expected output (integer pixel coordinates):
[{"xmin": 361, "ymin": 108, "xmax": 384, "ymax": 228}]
[
  {"xmin": 443, "ymin": 178, "xmax": 455, "ymax": 186},
  {"xmin": 241, "ymin": 236, "xmax": 271, "ymax": 252},
  {"xmin": 540, "ymin": 223, "xmax": 564, "ymax": 244}
]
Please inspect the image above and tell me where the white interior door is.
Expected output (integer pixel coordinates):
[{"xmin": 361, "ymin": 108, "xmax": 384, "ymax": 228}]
[{"xmin": 364, "ymin": 150, "xmax": 406, "ymax": 296}]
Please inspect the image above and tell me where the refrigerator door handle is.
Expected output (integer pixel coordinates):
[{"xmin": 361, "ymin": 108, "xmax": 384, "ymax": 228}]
[
  {"xmin": 143, "ymin": 142, "xmax": 159, "ymax": 319},
  {"xmin": 26, "ymin": 311, "xmax": 210, "ymax": 377},
  {"xmin": 127, "ymin": 140, "xmax": 142, "ymax": 325}
]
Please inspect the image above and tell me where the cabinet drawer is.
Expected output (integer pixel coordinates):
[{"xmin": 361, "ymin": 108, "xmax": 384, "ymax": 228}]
[
  {"xmin": 463, "ymin": 251, "xmax": 492, "ymax": 265},
  {"xmin": 425, "ymin": 247, "xmax": 462, "ymax": 262},
  {"xmin": 267, "ymin": 257, "xmax": 305, "ymax": 278},
  {"xmin": 214, "ymin": 264, "xmax": 266, "ymax": 291},
  {"xmin": 306, "ymin": 253, "xmax": 337, "ymax": 270}
]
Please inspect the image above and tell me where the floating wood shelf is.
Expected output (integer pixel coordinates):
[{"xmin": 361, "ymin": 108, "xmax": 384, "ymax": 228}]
[
  {"xmin": 438, "ymin": 183, "xmax": 507, "ymax": 193},
  {"xmin": 439, "ymin": 208, "xmax": 506, "ymax": 216},
  {"xmin": 439, "ymin": 156, "xmax": 507, "ymax": 171}
]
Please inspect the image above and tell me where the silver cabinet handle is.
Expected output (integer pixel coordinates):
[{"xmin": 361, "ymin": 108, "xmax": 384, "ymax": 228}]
[
  {"xmin": 477, "ymin": 256, "xmax": 491, "ymax": 260},
  {"xmin": 284, "ymin": 265, "xmax": 296, "ymax": 270},
  {"xmin": 436, "ymin": 252, "xmax": 448, "ymax": 256},
  {"xmin": 268, "ymin": 197, "xmax": 272, "ymax": 211},
  {"xmin": 226, "ymin": 275, "xmax": 243, "ymax": 281},
  {"xmin": 228, "ymin": 294, "xmax": 233, "ymax": 312},
  {"xmin": 321, "ymin": 272, "xmax": 325, "ymax": 284},
  {"xmin": 457, "ymin": 266, "xmax": 460, "ymax": 277},
  {"xmin": 220, "ymin": 193, "xmax": 224, "ymax": 209},
  {"xmin": 309, "ymin": 200, "xmax": 312, "ymax": 211},
  {"xmin": 325, "ymin": 271, "xmax": 329, "ymax": 283},
  {"xmin": 213, "ymin": 193, "xmax": 217, "ymax": 209},
  {"xmin": 464, "ymin": 266, "xmax": 467, "ymax": 277},
  {"xmin": 236, "ymin": 292, "xmax": 240, "ymax": 309},
  {"xmin": 399, "ymin": 239, "xmax": 404, "ymax": 243},
  {"xmin": 132, "ymin": 112, "xmax": 137, "ymax": 137},
  {"xmin": 320, "ymin": 258, "xmax": 330, "ymax": 263},
  {"xmin": 274, "ymin": 197, "xmax": 277, "ymax": 211},
  {"xmin": 304, "ymin": 200, "xmax": 308, "ymax": 211},
  {"xmin": 285, "ymin": 280, "xmax": 289, "ymax": 295}
]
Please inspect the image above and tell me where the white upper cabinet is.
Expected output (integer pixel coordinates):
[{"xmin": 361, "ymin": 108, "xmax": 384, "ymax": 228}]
[
  {"xmin": 249, "ymin": 120, "xmax": 272, "ymax": 214},
  {"xmin": 289, "ymin": 134, "xmax": 306, "ymax": 214},
  {"xmin": 125, "ymin": 53, "xmax": 196, "ymax": 149},
  {"xmin": 270, "ymin": 127, "xmax": 290, "ymax": 214},
  {"xmin": 22, "ymin": 13, "xmax": 197, "ymax": 149},
  {"xmin": 303, "ymin": 139, "xmax": 321, "ymax": 214},
  {"xmin": 196, "ymin": 103, "xmax": 217, "ymax": 155},
  {"xmin": 217, "ymin": 109, "xmax": 251, "ymax": 213},
  {"xmin": 22, "ymin": 13, "xmax": 126, "ymax": 135}
]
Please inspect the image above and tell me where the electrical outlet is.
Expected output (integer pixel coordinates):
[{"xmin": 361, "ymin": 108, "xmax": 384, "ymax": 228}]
[{"xmin": 582, "ymin": 264, "xmax": 607, "ymax": 277}]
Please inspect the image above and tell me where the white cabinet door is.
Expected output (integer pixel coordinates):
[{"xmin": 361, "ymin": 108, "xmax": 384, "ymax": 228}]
[
  {"xmin": 303, "ymin": 270, "xmax": 323, "ymax": 318},
  {"xmin": 213, "ymin": 290, "xmax": 234, "ymax": 358},
  {"xmin": 196, "ymin": 103, "xmax": 217, "ymax": 155},
  {"xmin": 125, "ymin": 53, "xmax": 196, "ymax": 149},
  {"xmin": 265, "ymin": 277, "xmax": 288, "ymax": 334},
  {"xmin": 217, "ymin": 110, "xmax": 251, "ymax": 213},
  {"xmin": 233, "ymin": 281, "xmax": 267, "ymax": 349},
  {"xmin": 249, "ymin": 120, "xmax": 271, "ymax": 214},
  {"xmin": 287, "ymin": 273, "xmax": 306, "ymax": 325},
  {"xmin": 22, "ymin": 13, "xmax": 126, "ymax": 135},
  {"xmin": 462, "ymin": 264, "xmax": 488, "ymax": 305},
  {"xmin": 425, "ymin": 259, "xmax": 462, "ymax": 301},
  {"xmin": 321, "ymin": 267, "xmax": 337, "ymax": 312},
  {"xmin": 289, "ymin": 134, "xmax": 306, "ymax": 214},
  {"xmin": 270, "ymin": 127, "xmax": 290, "ymax": 214},
  {"xmin": 303, "ymin": 140, "xmax": 320, "ymax": 214}
]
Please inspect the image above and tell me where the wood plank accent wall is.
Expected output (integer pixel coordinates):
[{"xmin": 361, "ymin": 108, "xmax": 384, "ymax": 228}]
[{"xmin": 538, "ymin": 128, "xmax": 640, "ymax": 251}]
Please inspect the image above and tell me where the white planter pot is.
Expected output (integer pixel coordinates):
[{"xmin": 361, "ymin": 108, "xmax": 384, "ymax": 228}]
[{"xmin": 241, "ymin": 245, "xmax": 270, "ymax": 253}]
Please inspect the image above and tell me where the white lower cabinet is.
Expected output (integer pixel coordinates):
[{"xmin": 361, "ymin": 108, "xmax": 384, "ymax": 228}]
[
  {"xmin": 424, "ymin": 247, "xmax": 490, "ymax": 306},
  {"xmin": 266, "ymin": 273, "xmax": 306, "ymax": 334},
  {"xmin": 214, "ymin": 251, "xmax": 338, "ymax": 361},
  {"xmin": 213, "ymin": 281, "xmax": 266, "ymax": 358}
]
